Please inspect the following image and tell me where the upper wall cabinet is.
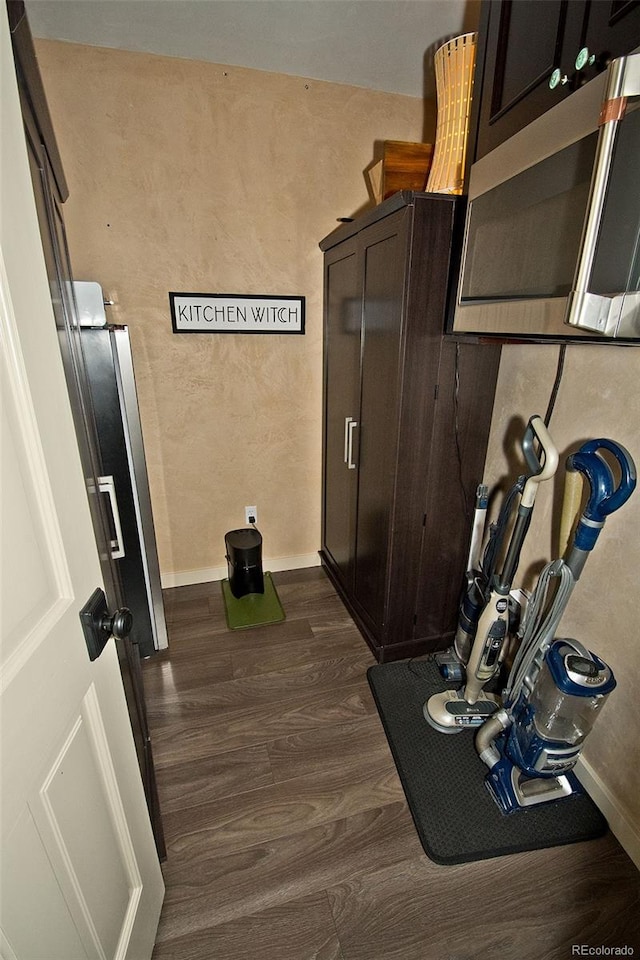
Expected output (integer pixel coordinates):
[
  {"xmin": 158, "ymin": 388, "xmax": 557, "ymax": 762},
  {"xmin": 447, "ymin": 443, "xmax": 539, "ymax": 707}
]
[{"xmin": 474, "ymin": 0, "xmax": 640, "ymax": 160}]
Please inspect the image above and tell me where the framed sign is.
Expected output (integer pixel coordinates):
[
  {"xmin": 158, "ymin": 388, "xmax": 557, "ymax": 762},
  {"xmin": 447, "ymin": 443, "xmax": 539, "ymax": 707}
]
[{"xmin": 170, "ymin": 293, "xmax": 305, "ymax": 334}]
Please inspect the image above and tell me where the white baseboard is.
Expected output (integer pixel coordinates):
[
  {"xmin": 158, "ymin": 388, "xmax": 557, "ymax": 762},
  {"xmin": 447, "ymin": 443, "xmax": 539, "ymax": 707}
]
[
  {"xmin": 160, "ymin": 552, "xmax": 321, "ymax": 589},
  {"xmin": 575, "ymin": 756, "xmax": 640, "ymax": 871}
]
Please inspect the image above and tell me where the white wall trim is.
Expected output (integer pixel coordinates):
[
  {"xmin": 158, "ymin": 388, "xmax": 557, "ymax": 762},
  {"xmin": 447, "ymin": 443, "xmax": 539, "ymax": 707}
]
[
  {"xmin": 575, "ymin": 756, "xmax": 640, "ymax": 871},
  {"xmin": 160, "ymin": 553, "xmax": 321, "ymax": 589}
]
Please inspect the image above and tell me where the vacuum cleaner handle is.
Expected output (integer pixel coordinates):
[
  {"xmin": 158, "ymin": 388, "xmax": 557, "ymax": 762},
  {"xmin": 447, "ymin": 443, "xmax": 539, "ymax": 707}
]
[
  {"xmin": 521, "ymin": 416, "xmax": 547, "ymax": 478},
  {"xmin": 520, "ymin": 416, "xmax": 559, "ymax": 508},
  {"xmin": 493, "ymin": 416, "xmax": 558, "ymax": 593},
  {"xmin": 568, "ymin": 440, "xmax": 636, "ymax": 550},
  {"xmin": 559, "ymin": 470, "xmax": 583, "ymax": 557}
]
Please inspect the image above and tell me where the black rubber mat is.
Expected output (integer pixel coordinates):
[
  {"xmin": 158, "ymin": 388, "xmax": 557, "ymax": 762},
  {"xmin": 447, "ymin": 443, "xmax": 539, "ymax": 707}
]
[{"xmin": 367, "ymin": 658, "xmax": 607, "ymax": 865}]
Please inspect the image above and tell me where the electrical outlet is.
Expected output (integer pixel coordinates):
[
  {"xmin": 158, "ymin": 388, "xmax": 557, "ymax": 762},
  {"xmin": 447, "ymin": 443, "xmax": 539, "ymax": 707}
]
[{"xmin": 245, "ymin": 505, "xmax": 257, "ymax": 525}]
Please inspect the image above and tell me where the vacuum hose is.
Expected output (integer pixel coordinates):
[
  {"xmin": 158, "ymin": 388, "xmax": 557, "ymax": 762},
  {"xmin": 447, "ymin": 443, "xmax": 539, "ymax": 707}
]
[
  {"xmin": 475, "ymin": 708, "xmax": 511, "ymax": 768},
  {"xmin": 502, "ymin": 560, "xmax": 575, "ymax": 706}
]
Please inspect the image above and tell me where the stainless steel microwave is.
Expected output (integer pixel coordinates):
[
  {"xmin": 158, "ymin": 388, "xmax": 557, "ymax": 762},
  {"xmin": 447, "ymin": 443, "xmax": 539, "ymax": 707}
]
[{"xmin": 451, "ymin": 52, "xmax": 640, "ymax": 341}]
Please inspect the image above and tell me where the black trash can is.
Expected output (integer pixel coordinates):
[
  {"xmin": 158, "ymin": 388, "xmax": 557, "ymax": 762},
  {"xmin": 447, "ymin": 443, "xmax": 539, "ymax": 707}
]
[{"xmin": 225, "ymin": 528, "xmax": 264, "ymax": 599}]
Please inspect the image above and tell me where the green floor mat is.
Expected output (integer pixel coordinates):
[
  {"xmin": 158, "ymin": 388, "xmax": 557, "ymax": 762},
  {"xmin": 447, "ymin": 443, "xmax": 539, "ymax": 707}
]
[{"xmin": 221, "ymin": 572, "xmax": 286, "ymax": 629}]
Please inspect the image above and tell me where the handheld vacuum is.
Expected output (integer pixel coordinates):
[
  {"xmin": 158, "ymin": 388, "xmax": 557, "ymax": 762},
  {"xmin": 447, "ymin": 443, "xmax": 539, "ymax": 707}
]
[
  {"xmin": 475, "ymin": 438, "xmax": 636, "ymax": 813},
  {"xmin": 426, "ymin": 415, "xmax": 559, "ymax": 733}
]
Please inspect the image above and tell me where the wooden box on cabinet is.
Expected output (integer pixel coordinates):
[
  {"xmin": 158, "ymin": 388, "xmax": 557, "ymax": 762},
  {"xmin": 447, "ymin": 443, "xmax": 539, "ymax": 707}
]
[{"xmin": 319, "ymin": 192, "xmax": 501, "ymax": 663}]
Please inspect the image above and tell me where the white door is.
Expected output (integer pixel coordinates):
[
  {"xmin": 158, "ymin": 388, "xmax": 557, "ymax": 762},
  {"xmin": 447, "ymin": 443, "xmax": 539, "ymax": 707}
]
[{"xmin": 0, "ymin": 9, "xmax": 164, "ymax": 960}]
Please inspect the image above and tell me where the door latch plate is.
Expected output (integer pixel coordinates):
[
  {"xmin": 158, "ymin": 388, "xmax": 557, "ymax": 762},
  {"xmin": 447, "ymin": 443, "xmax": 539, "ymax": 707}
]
[{"xmin": 79, "ymin": 587, "xmax": 111, "ymax": 661}]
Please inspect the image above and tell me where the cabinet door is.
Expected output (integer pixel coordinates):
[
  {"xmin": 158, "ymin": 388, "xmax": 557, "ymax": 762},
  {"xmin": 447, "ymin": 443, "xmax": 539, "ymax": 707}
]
[
  {"xmin": 581, "ymin": 1, "xmax": 640, "ymax": 74},
  {"xmin": 475, "ymin": 0, "xmax": 640, "ymax": 160},
  {"xmin": 354, "ymin": 210, "xmax": 409, "ymax": 633},
  {"xmin": 476, "ymin": 0, "xmax": 576, "ymax": 159},
  {"xmin": 322, "ymin": 237, "xmax": 361, "ymax": 587}
]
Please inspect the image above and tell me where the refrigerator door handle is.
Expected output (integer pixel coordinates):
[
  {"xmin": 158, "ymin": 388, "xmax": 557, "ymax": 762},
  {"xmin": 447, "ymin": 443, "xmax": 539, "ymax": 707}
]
[{"xmin": 98, "ymin": 475, "xmax": 126, "ymax": 559}]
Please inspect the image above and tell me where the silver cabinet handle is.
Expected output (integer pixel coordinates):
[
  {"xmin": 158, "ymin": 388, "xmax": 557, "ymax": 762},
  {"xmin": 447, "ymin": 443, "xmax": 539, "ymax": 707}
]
[
  {"xmin": 98, "ymin": 475, "xmax": 125, "ymax": 559},
  {"xmin": 347, "ymin": 419, "xmax": 358, "ymax": 470}
]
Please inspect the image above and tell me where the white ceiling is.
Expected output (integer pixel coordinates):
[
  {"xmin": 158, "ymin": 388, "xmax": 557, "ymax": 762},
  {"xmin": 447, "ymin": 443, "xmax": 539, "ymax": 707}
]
[{"xmin": 25, "ymin": 0, "xmax": 481, "ymax": 99}]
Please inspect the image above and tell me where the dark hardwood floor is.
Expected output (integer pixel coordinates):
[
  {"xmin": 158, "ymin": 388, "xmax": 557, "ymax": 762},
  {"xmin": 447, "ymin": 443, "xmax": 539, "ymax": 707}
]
[{"xmin": 143, "ymin": 567, "xmax": 640, "ymax": 960}]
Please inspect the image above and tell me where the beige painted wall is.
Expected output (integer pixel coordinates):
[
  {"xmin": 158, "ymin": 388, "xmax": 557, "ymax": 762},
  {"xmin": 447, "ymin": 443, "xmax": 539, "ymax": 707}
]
[
  {"xmin": 484, "ymin": 343, "xmax": 640, "ymax": 847},
  {"xmin": 34, "ymin": 39, "xmax": 431, "ymax": 582}
]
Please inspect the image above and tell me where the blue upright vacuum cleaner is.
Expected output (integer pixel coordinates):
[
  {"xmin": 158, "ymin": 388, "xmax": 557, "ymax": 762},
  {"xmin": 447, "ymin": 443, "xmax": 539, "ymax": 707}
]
[{"xmin": 475, "ymin": 438, "xmax": 636, "ymax": 814}]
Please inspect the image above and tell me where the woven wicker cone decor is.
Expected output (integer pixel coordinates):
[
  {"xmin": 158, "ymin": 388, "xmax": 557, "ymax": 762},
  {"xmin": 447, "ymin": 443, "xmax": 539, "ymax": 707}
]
[{"xmin": 426, "ymin": 32, "xmax": 477, "ymax": 195}]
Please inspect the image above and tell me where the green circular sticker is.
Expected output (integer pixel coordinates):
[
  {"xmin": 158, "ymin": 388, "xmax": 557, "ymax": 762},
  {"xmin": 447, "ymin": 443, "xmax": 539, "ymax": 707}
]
[
  {"xmin": 575, "ymin": 47, "xmax": 590, "ymax": 70},
  {"xmin": 549, "ymin": 68, "xmax": 562, "ymax": 90}
]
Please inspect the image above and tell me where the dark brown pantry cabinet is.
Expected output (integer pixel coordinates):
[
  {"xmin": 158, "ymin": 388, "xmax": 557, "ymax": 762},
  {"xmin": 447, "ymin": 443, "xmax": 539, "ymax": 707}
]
[
  {"xmin": 320, "ymin": 192, "xmax": 501, "ymax": 663},
  {"xmin": 473, "ymin": 0, "xmax": 640, "ymax": 160}
]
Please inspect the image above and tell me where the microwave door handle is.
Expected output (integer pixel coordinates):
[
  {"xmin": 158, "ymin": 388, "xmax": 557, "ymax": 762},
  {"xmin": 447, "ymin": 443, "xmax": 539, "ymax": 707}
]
[
  {"xmin": 571, "ymin": 110, "xmax": 619, "ymax": 299},
  {"xmin": 98, "ymin": 475, "xmax": 126, "ymax": 559},
  {"xmin": 568, "ymin": 54, "xmax": 640, "ymax": 334}
]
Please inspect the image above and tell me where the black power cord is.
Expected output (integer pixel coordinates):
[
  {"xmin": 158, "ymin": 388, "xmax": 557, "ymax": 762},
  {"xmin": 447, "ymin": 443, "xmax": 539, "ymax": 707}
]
[
  {"xmin": 544, "ymin": 343, "xmax": 566, "ymax": 427},
  {"xmin": 450, "ymin": 340, "xmax": 566, "ymax": 543},
  {"xmin": 453, "ymin": 342, "xmax": 470, "ymax": 524}
]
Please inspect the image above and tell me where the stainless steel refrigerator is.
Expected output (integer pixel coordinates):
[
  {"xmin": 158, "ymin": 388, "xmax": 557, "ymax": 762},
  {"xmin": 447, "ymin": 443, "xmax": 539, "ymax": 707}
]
[{"xmin": 76, "ymin": 283, "xmax": 168, "ymax": 659}]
